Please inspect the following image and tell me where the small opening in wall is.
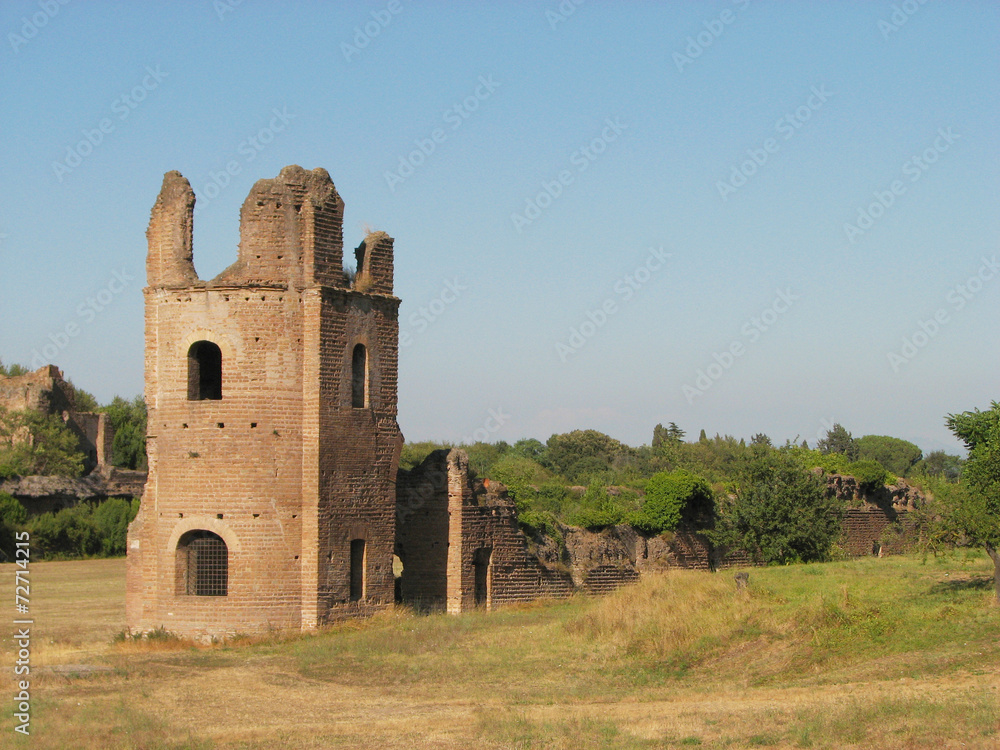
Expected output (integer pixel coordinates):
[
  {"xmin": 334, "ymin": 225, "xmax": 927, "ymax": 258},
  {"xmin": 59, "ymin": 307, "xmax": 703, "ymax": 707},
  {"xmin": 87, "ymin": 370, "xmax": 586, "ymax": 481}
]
[
  {"xmin": 182, "ymin": 423, "xmax": 188, "ymax": 429},
  {"xmin": 256, "ymin": 200, "xmax": 264, "ymax": 207},
  {"xmin": 350, "ymin": 539, "xmax": 366, "ymax": 602},
  {"xmin": 188, "ymin": 341, "xmax": 223, "ymax": 401},
  {"xmin": 253, "ymin": 513, "xmax": 259, "ymax": 519},
  {"xmin": 217, "ymin": 513, "xmax": 223, "ymax": 519},
  {"xmin": 294, "ymin": 555, "xmax": 299, "ymax": 560},
  {"xmin": 178, "ymin": 512, "xmax": 184, "ymax": 518},
  {"xmin": 250, "ymin": 422, "xmax": 257, "ymax": 428},
  {"xmin": 217, "ymin": 423, "xmax": 224, "ymax": 429},
  {"xmin": 291, "ymin": 514, "xmax": 297, "ymax": 519},
  {"xmin": 261, "ymin": 296, "xmax": 266, "ymax": 301},
  {"xmin": 255, "ymin": 337, "xmax": 259, "ymax": 342},
  {"xmin": 276, "ymin": 202, "xmax": 282, "ymax": 209}
]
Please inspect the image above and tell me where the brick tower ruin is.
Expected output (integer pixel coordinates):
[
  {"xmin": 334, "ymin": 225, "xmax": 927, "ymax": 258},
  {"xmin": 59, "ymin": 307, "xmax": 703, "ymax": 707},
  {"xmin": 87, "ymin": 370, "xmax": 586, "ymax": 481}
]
[{"xmin": 126, "ymin": 165, "xmax": 402, "ymax": 637}]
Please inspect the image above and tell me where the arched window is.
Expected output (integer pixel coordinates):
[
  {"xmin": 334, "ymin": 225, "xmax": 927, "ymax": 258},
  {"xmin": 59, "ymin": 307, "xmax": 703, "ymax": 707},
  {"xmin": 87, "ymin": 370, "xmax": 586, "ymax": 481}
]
[
  {"xmin": 351, "ymin": 343, "xmax": 368, "ymax": 408},
  {"xmin": 188, "ymin": 341, "xmax": 222, "ymax": 401},
  {"xmin": 178, "ymin": 530, "xmax": 228, "ymax": 596}
]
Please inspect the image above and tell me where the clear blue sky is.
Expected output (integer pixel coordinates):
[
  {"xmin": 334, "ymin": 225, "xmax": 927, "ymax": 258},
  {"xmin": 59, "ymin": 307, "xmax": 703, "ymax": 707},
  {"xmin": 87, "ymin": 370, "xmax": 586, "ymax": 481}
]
[{"xmin": 1, "ymin": 1, "xmax": 997, "ymax": 455}]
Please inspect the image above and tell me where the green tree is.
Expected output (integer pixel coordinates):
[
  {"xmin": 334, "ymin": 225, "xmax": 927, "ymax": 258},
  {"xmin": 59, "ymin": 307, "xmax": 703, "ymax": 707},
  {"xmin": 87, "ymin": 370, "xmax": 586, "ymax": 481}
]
[
  {"xmin": 817, "ymin": 423, "xmax": 858, "ymax": 460},
  {"xmin": 631, "ymin": 469, "xmax": 713, "ymax": 534},
  {"xmin": 913, "ymin": 449, "xmax": 963, "ymax": 481},
  {"xmin": 489, "ymin": 454, "xmax": 549, "ymax": 510},
  {"xmin": 546, "ymin": 430, "xmax": 632, "ymax": 484},
  {"xmin": 0, "ymin": 360, "xmax": 30, "ymax": 378},
  {"xmin": 0, "ymin": 407, "xmax": 84, "ymax": 478},
  {"xmin": 945, "ymin": 402, "xmax": 1000, "ymax": 602},
  {"xmin": 68, "ymin": 382, "xmax": 100, "ymax": 412},
  {"xmin": 101, "ymin": 395, "xmax": 148, "ymax": 469},
  {"xmin": 92, "ymin": 497, "xmax": 140, "ymax": 555},
  {"xmin": 652, "ymin": 422, "xmax": 685, "ymax": 448},
  {"xmin": 398, "ymin": 441, "xmax": 451, "ymax": 471},
  {"xmin": 0, "ymin": 492, "xmax": 27, "ymax": 561},
  {"xmin": 511, "ymin": 438, "xmax": 547, "ymax": 463},
  {"xmin": 463, "ymin": 441, "xmax": 510, "ymax": 478},
  {"xmin": 855, "ymin": 434, "xmax": 922, "ymax": 477},
  {"xmin": 712, "ymin": 446, "xmax": 844, "ymax": 564}
]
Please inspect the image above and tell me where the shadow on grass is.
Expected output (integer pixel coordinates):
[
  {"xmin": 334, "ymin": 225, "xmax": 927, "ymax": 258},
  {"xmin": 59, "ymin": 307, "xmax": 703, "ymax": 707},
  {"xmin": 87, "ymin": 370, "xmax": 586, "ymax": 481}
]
[{"xmin": 929, "ymin": 575, "xmax": 994, "ymax": 594}]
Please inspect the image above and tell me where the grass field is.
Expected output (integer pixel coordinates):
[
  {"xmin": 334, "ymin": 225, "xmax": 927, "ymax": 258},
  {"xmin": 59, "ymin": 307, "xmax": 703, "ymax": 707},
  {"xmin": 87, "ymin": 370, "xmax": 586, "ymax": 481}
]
[{"xmin": 1, "ymin": 552, "xmax": 998, "ymax": 749}]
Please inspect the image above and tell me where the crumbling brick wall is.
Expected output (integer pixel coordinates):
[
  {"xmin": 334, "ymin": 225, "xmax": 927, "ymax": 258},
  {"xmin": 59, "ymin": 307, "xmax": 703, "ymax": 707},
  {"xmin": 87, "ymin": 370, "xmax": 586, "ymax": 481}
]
[
  {"xmin": 0, "ymin": 365, "xmax": 113, "ymax": 474},
  {"xmin": 396, "ymin": 449, "xmax": 574, "ymax": 613},
  {"xmin": 127, "ymin": 166, "xmax": 401, "ymax": 638},
  {"xmin": 825, "ymin": 473, "xmax": 921, "ymax": 556}
]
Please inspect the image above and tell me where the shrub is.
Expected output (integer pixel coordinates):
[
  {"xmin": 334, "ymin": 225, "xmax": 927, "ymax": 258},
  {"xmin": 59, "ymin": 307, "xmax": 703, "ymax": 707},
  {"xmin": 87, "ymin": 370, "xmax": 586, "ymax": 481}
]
[
  {"xmin": 848, "ymin": 459, "xmax": 891, "ymax": 491},
  {"xmin": 630, "ymin": 469, "xmax": 714, "ymax": 534},
  {"xmin": 0, "ymin": 492, "xmax": 27, "ymax": 561},
  {"xmin": 26, "ymin": 498, "xmax": 139, "ymax": 558},
  {"xmin": 710, "ymin": 448, "xmax": 844, "ymax": 564},
  {"xmin": 568, "ymin": 481, "xmax": 629, "ymax": 530}
]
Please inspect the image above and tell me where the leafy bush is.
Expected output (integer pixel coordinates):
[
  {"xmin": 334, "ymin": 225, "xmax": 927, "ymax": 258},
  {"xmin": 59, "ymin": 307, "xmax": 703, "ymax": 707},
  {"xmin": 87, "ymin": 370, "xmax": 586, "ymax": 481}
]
[
  {"xmin": 398, "ymin": 441, "xmax": 451, "ymax": 471},
  {"xmin": 489, "ymin": 454, "xmax": 550, "ymax": 510},
  {"xmin": 26, "ymin": 498, "xmax": 139, "ymax": 558},
  {"xmin": 518, "ymin": 509, "xmax": 563, "ymax": 547},
  {"xmin": 847, "ymin": 459, "xmax": 891, "ymax": 490},
  {"xmin": 0, "ymin": 406, "xmax": 85, "ymax": 477},
  {"xmin": 630, "ymin": 469, "xmax": 714, "ymax": 534},
  {"xmin": 710, "ymin": 448, "xmax": 844, "ymax": 564},
  {"xmin": 568, "ymin": 481, "xmax": 629, "ymax": 530},
  {"xmin": 0, "ymin": 492, "xmax": 27, "ymax": 561}
]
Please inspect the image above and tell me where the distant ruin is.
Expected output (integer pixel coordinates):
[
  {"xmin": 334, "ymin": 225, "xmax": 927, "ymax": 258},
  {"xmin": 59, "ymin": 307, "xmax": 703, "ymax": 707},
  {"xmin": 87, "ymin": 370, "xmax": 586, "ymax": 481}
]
[{"xmin": 0, "ymin": 365, "xmax": 113, "ymax": 475}]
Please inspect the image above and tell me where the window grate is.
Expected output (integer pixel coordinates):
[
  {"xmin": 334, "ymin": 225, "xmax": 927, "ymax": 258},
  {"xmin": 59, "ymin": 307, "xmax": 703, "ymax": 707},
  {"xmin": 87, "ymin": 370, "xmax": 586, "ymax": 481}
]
[{"xmin": 185, "ymin": 532, "xmax": 228, "ymax": 596}]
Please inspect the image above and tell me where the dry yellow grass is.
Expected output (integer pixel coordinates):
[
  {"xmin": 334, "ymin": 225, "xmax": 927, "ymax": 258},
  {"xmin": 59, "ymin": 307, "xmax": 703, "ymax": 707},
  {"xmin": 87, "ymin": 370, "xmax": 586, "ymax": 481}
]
[{"xmin": 0, "ymin": 555, "xmax": 997, "ymax": 749}]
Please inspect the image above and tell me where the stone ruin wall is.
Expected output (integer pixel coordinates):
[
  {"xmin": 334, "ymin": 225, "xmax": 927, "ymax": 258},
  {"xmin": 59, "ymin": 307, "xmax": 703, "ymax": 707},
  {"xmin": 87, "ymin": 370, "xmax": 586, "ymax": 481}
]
[
  {"xmin": 395, "ymin": 449, "xmax": 574, "ymax": 612},
  {"xmin": 395, "ymin": 454, "xmax": 925, "ymax": 613},
  {"xmin": 395, "ymin": 448, "xmax": 755, "ymax": 611},
  {"xmin": 825, "ymin": 473, "xmax": 922, "ymax": 556},
  {"xmin": 0, "ymin": 365, "xmax": 114, "ymax": 474}
]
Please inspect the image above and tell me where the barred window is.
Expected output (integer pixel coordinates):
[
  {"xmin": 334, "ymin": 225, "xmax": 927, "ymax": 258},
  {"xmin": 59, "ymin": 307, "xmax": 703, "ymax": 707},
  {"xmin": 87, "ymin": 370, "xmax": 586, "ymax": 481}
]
[
  {"xmin": 188, "ymin": 341, "xmax": 222, "ymax": 401},
  {"xmin": 179, "ymin": 530, "xmax": 228, "ymax": 596}
]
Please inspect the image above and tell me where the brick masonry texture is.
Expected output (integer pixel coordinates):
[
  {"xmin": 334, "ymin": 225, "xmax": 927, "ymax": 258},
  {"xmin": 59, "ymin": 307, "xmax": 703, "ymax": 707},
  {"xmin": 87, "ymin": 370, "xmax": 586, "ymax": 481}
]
[
  {"xmin": 126, "ymin": 166, "xmax": 921, "ymax": 639},
  {"xmin": 127, "ymin": 166, "xmax": 401, "ymax": 637}
]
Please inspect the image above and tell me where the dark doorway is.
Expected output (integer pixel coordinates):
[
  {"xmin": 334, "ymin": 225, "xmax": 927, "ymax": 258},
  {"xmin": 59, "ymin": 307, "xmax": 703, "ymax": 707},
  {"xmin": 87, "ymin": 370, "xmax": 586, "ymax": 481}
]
[{"xmin": 473, "ymin": 547, "xmax": 492, "ymax": 607}]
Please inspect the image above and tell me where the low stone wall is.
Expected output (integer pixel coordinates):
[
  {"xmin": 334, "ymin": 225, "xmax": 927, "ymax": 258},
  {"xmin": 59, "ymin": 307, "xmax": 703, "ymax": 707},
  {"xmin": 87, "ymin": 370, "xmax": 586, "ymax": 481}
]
[{"xmin": 0, "ymin": 467, "xmax": 145, "ymax": 515}]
